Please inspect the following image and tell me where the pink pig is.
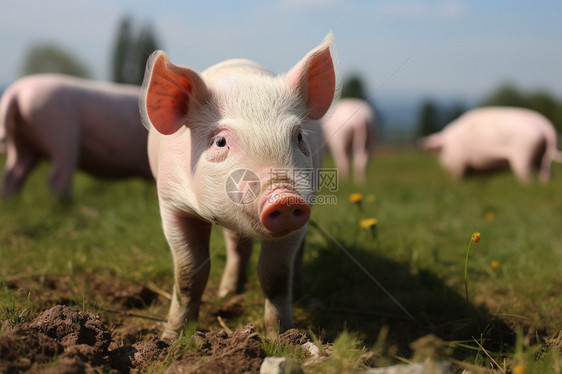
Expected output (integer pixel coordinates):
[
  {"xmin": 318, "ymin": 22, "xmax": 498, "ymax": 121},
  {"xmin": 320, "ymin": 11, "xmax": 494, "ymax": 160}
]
[
  {"xmin": 140, "ymin": 35, "xmax": 336, "ymax": 339},
  {"xmin": 0, "ymin": 74, "xmax": 152, "ymax": 200},
  {"xmin": 321, "ymin": 98, "xmax": 377, "ymax": 184},
  {"xmin": 422, "ymin": 106, "xmax": 562, "ymax": 183}
]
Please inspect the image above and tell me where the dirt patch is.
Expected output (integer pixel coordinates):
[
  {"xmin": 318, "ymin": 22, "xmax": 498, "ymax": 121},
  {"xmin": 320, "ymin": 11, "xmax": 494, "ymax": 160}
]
[
  {"xmin": 0, "ymin": 304, "xmax": 315, "ymax": 373},
  {"xmin": 5, "ymin": 272, "xmax": 159, "ymax": 309},
  {"xmin": 0, "ymin": 305, "xmax": 116, "ymax": 373},
  {"xmin": 279, "ymin": 328, "xmax": 311, "ymax": 346},
  {"xmin": 0, "ymin": 324, "xmax": 63, "ymax": 373},
  {"xmin": 109, "ymin": 337, "xmax": 170, "ymax": 373},
  {"xmin": 2, "ymin": 305, "xmax": 179, "ymax": 372},
  {"xmin": 29, "ymin": 305, "xmax": 112, "ymax": 351},
  {"xmin": 167, "ymin": 325, "xmax": 265, "ymax": 373}
]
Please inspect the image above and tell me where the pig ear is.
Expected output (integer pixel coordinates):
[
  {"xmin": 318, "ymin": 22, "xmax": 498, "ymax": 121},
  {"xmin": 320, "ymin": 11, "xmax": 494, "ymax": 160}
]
[
  {"xmin": 286, "ymin": 33, "xmax": 336, "ymax": 120},
  {"xmin": 140, "ymin": 51, "xmax": 208, "ymax": 135}
]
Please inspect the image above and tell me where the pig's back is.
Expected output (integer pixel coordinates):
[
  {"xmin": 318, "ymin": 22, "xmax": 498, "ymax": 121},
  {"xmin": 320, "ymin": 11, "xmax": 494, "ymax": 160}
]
[
  {"xmin": 452, "ymin": 107, "xmax": 547, "ymax": 140},
  {"xmin": 322, "ymin": 98, "xmax": 375, "ymax": 150},
  {"xmin": 445, "ymin": 107, "xmax": 547, "ymax": 161},
  {"xmin": 17, "ymin": 74, "xmax": 149, "ymax": 179}
]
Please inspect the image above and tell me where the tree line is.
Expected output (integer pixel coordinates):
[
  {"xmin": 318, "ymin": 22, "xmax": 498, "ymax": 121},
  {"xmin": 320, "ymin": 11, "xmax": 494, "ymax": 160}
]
[
  {"xmin": 417, "ymin": 84, "xmax": 562, "ymax": 135},
  {"xmin": 16, "ymin": 19, "xmax": 562, "ymax": 134},
  {"xmin": 19, "ymin": 16, "xmax": 160, "ymax": 86}
]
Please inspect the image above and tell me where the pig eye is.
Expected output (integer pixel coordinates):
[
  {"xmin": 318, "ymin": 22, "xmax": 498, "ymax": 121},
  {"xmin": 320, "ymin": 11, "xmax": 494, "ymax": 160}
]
[
  {"xmin": 215, "ymin": 137, "xmax": 227, "ymax": 147},
  {"xmin": 296, "ymin": 130, "xmax": 310, "ymax": 156}
]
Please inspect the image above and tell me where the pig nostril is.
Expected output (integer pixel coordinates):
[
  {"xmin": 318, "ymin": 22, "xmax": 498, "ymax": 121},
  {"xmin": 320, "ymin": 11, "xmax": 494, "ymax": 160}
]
[{"xmin": 260, "ymin": 191, "xmax": 311, "ymax": 233}]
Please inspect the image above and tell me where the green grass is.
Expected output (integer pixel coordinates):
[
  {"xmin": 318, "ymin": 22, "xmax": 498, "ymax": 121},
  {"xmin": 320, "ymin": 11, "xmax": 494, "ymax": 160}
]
[{"xmin": 1, "ymin": 151, "xmax": 562, "ymax": 372}]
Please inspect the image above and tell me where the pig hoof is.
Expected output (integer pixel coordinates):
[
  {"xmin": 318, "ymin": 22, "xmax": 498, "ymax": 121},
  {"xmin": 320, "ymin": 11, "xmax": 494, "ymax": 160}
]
[{"xmin": 161, "ymin": 329, "xmax": 179, "ymax": 340}]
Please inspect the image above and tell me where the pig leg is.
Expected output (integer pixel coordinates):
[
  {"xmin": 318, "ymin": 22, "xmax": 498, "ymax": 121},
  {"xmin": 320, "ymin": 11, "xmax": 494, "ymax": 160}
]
[
  {"xmin": 292, "ymin": 237, "xmax": 305, "ymax": 301},
  {"xmin": 218, "ymin": 229, "xmax": 253, "ymax": 298},
  {"xmin": 48, "ymin": 155, "xmax": 77, "ymax": 201},
  {"xmin": 259, "ymin": 227, "xmax": 306, "ymax": 339},
  {"xmin": 352, "ymin": 147, "xmax": 369, "ymax": 184},
  {"xmin": 509, "ymin": 155, "xmax": 533, "ymax": 184},
  {"xmin": 538, "ymin": 148, "xmax": 552, "ymax": 182},
  {"xmin": 329, "ymin": 141, "xmax": 350, "ymax": 181},
  {"xmin": 45, "ymin": 134, "xmax": 80, "ymax": 200},
  {"xmin": 1, "ymin": 139, "xmax": 39, "ymax": 198},
  {"xmin": 538, "ymin": 163, "xmax": 552, "ymax": 182},
  {"xmin": 352, "ymin": 120, "xmax": 373, "ymax": 184},
  {"xmin": 161, "ymin": 208, "xmax": 212, "ymax": 339}
]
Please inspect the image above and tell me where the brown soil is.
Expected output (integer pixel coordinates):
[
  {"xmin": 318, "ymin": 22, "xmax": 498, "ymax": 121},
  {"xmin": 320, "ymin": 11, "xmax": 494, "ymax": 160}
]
[{"xmin": 0, "ymin": 273, "xmax": 313, "ymax": 373}]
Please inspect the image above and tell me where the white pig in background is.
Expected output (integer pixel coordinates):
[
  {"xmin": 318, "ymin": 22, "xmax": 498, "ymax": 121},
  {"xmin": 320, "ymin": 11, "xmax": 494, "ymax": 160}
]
[
  {"xmin": 140, "ymin": 35, "xmax": 336, "ymax": 339},
  {"xmin": 0, "ymin": 74, "xmax": 152, "ymax": 200},
  {"xmin": 422, "ymin": 106, "xmax": 562, "ymax": 183},
  {"xmin": 321, "ymin": 98, "xmax": 377, "ymax": 184}
]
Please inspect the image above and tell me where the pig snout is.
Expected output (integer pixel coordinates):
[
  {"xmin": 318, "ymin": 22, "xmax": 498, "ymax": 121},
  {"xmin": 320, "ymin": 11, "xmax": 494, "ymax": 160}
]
[{"xmin": 259, "ymin": 189, "xmax": 311, "ymax": 234}]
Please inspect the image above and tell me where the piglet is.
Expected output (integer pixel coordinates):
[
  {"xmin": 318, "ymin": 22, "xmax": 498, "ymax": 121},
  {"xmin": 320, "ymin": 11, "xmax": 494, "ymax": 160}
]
[
  {"xmin": 139, "ymin": 34, "xmax": 336, "ymax": 339},
  {"xmin": 321, "ymin": 98, "xmax": 377, "ymax": 184},
  {"xmin": 0, "ymin": 74, "xmax": 152, "ymax": 200},
  {"xmin": 422, "ymin": 106, "xmax": 562, "ymax": 183}
]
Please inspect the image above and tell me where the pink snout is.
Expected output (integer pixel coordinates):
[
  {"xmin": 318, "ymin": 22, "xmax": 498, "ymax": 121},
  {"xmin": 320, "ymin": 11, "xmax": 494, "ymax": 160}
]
[{"xmin": 259, "ymin": 189, "xmax": 311, "ymax": 234}]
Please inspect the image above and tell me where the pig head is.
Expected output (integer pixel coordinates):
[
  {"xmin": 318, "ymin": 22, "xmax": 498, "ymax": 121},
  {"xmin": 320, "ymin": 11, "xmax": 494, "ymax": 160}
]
[{"xmin": 140, "ymin": 34, "xmax": 336, "ymax": 339}]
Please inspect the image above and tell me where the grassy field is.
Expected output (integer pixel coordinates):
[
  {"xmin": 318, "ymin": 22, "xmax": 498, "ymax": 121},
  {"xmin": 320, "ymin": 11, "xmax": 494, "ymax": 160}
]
[{"xmin": 1, "ymin": 150, "xmax": 562, "ymax": 372}]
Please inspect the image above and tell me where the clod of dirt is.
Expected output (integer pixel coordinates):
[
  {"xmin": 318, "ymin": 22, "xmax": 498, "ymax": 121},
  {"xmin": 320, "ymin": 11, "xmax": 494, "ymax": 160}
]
[
  {"xmin": 166, "ymin": 324, "xmax": 265, "ymax": 374},
  {"xmin": 279, "ymin": 328, "xmax": 310, "ymax": 346},
  {"xmin": 0, "ymin": 304, "xmax": 317, "ymax": 374},
  {"xmin": 109, "ymin": 336, "xmax": 170, "ymax": 372},
  {"xmin": 29, "ymin": 304, "xmax": 112, "ymax": 352},
  {"xmin": 0, "ymin": 305, "xmax": 116, "ymax": 373},
  {"xmin": 0, "ymin": 325, "xmax": 63, "ymax": 373}
]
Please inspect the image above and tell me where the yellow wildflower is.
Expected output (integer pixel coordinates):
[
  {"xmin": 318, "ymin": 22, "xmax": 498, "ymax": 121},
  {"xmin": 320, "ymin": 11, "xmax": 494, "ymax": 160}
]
[
  {"xmin": 349, "ymin": 193, "xmax": 363, "ymax": 204},
  {"xmin": 513, "ymin": 364, "xmax": 525, "ymax": 374},
  {"xmin": 472, "ymin": 232, "xmax": 481, "ymax": 243},
  {"xmin": 360, "ymin": 218, "xmax": 378, "ymax": 229},
  {"xmin": 490, "ymin": 261, "xmax": 499, "ymax": 270}
]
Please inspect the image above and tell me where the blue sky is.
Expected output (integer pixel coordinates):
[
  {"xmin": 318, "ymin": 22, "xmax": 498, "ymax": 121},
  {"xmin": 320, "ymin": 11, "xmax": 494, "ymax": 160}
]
[{"xmin": 2, "ymin": 0, "xmax": 561, "ymax": 107}]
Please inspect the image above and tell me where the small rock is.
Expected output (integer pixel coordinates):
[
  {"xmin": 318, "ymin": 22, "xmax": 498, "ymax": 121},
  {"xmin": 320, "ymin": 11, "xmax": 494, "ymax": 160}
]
[
  {"xmin": 260, "ymin": 357, "xmax": 303, "ymax": 374},
  {"xmin": 301, "ymin": 341, "xmax": 320, "ymax": 359}
]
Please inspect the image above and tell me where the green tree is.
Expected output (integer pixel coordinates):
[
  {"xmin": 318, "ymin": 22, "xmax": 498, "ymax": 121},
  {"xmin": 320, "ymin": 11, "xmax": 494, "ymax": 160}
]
[
  {"xmin": 528, "ymin": 91, "xmax": 557, "ymax": 123},
  {"xmin": 341, "ymin": 74, "xmax": 367, "ymax": 100},
  {"xmin": 20, "ymin": 43, "xmax": 91, "ymax": 78},
  {"xmin": 480, "ymin": 84, "xmax": 562, "ymax": 132},
  {"xmin": 111, "ymin": 16, "xmax": 134, "ymax": 84},
  {"xmin": 555, "ymin": 105, "xmax": 562, "ymax": 132},
  {"xmin": 111, "ymin": 16, "xmax": 161, "ymax": 86},
  {"xmin": 134, "ymin": 24, "xmax": 160, "ymax": 85},
  {"xmin": 417, "ymin": 100, "xmax": 439, "ymax": 136},
  {"xmin": 443, "ymin": 102, "xmax": 465, "ymax": 125},
  {"xmin": 480, "ymin": 83, "xmax": 526, "ymax": 108}
]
